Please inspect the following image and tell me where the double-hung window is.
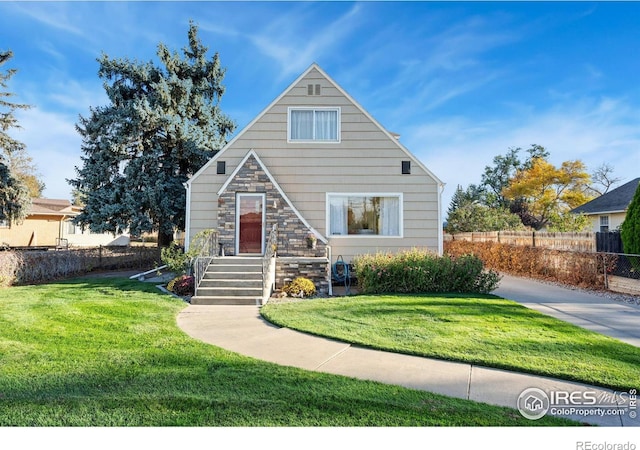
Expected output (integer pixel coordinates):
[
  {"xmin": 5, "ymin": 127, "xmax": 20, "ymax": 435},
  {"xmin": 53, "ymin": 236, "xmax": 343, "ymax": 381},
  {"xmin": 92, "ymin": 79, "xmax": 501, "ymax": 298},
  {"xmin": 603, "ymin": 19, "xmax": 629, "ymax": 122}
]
[
  {"xmin": 599, "ymin": 215, "xmax": 610, "ymax": 233},
  {"xmin": 327, "ymin": 194, "xmax": 402, "ymax": 237},
  {"xmin": 289, "ymin": 107, "xmax": 340, "ymax": 142}
]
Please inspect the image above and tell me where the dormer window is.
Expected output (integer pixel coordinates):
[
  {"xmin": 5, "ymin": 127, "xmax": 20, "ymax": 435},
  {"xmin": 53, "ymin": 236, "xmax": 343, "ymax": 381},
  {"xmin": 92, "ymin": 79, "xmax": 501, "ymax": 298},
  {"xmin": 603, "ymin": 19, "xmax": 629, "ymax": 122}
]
[{"xmin": 288, "ymin": 107, "xmax": 340, "ymax": 143}]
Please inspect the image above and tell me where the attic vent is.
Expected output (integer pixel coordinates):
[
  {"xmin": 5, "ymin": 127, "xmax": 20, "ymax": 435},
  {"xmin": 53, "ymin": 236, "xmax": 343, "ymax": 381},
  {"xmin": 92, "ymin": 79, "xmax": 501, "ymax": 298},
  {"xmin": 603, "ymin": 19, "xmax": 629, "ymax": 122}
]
[
  {"xmin": 402, "ymin": 161, "xmax": 411, "ymax": 175},
  {"xmin": 307, "ymin": 84, "xmax": 321, "ymax": 95}
]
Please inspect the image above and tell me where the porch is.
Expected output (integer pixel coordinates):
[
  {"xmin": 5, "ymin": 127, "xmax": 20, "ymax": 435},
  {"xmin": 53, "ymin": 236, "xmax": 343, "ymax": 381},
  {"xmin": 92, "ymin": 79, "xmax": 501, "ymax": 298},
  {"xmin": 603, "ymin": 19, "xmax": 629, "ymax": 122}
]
[{"xmin": 190, "ymin": 226, "xmax": 330, "ymax": 305}]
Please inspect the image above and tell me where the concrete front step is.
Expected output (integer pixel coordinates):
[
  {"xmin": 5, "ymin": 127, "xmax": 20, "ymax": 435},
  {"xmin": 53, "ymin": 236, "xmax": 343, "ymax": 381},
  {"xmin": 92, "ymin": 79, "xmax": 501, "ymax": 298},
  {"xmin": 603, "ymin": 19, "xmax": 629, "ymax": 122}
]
[
  {"xmin": 214, "ymin": 256, "xmax": 262, "ymax": 263},
  {"xmin": 202, "ymin": 271, "xmax": 262, "ymax": 280},
  {"xmin": 196, "ymin": 286, "xmax": 262, "ymax": 297},
  {"xmin": 206, "ymin": 264, "xmax": 262, "ymax": 273},
  {"xmin": 195, "ymin": 257, "xmax": 264, "ymax": 305},
  {"xmin": 190, "ymin": 296, "xmax": 261, "ymax": 306},
  {"xmin": 199, "ymin": 278, "xmax": 262, "ymax": 288}
]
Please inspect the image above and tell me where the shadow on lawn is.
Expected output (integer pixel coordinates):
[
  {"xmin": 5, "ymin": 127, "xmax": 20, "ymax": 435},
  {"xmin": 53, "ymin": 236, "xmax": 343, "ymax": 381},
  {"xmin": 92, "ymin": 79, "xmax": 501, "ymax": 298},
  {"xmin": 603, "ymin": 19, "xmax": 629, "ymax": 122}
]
[{"xmin": 53, "ymin": 275, "xmax": 171, "ymax": 297}]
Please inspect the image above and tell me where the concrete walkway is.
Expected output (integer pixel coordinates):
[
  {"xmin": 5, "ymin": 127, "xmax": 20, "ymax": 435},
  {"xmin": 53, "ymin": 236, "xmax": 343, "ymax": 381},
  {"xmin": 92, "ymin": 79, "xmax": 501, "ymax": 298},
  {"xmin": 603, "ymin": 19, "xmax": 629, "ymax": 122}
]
[
  {"xmin": 495, "ymin": 274, "xmax": 640, "ymax": 347},
  {"xmin": 177, "ymin": 299, "xmax": 639, "ymax": 427}
]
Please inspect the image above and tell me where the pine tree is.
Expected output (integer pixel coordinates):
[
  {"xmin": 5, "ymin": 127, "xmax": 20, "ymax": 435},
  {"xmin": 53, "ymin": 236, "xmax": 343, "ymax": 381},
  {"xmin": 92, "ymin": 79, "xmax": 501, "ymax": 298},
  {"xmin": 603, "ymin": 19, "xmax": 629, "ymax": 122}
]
[
  {"xmin": 620, "ymin": 182, "xmax": 640, "ymax": 255},
  {"xmin": 0, "ymin": 50, "xmax": 32, "ymax": 222},
  {"xmin": 69, "ymin": 22, "xmax": 235, "ymax": 246},
  {"xmin": 0, "ymin": 157, "xmax": 30, "ymax": 226}
]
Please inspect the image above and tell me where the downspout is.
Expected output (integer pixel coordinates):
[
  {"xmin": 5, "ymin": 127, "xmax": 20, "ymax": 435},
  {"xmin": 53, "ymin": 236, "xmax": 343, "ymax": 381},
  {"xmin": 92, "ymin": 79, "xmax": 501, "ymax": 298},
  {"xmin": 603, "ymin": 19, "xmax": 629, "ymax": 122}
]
[
  {"xmin": 438, "ymin": 182, "xmax": 445, "ymax": 256},
  {"xmin": 59, "ymin": 213, "xmax": 72, "ymax": 245},
  {"xmin": 59, "ymin": 215, "xmax": 65, "ymax": 244},
  {"xmin": 183, "ymin": 181, "xmax": 191, "ymax": 252},
  {"xmin": 327, "ymin": 243, "xmax": 333, "ymax": 297}
]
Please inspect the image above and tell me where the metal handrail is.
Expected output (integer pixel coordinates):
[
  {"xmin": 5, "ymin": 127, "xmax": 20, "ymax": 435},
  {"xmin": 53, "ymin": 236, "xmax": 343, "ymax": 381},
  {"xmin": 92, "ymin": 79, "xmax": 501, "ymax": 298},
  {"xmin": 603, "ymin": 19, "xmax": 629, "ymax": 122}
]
[
  {"xmin": 262, "ymin": 224, "xmax": 278, "ymax": 303},
  {"xmin": 191, "ymin": 230, "xmax": 219, "ymax": 288}
]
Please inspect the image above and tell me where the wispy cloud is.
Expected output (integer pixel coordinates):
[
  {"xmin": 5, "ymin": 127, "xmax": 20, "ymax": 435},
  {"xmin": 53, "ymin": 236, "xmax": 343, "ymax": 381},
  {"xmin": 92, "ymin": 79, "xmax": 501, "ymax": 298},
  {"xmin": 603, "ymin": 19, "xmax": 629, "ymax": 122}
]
[
  {"xmin": 201, "ymin": 3, "xmax": 364, "ymax": 80},
  {"xmin": 6, "ymin": 2, "xmax": 85, "ymax": 36},
  {"xmin": 335, "ymin": 10, "xmax": 521, "ymax": 130},
  {"xmin": 14, "ymin": 108, "xmax": 82, "ymax": 199},
  {"xmin": 406, "ymin": 96, "xmax": 640, "ymax": 209}
]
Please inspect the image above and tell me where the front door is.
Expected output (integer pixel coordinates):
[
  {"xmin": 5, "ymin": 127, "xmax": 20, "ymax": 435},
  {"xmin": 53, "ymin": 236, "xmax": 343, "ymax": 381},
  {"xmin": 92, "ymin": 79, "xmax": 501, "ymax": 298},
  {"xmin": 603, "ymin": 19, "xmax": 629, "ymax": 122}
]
[{"xmin": 236, "ymin": 193, "xmax": 265, "ymax": 255}]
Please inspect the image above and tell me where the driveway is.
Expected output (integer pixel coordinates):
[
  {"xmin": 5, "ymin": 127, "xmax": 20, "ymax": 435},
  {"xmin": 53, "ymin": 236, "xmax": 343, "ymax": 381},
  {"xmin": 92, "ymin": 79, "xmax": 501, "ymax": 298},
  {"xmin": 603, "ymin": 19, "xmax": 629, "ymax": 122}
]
[{"xmin": 495, "ymin": 274, "xmax": 640, "ymax": 347}]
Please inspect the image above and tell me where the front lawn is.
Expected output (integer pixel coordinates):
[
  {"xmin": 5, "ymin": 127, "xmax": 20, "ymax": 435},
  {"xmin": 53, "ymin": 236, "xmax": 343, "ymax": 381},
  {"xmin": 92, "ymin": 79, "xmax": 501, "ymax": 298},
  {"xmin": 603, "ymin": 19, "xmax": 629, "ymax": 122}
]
[
  {"xmin": 0, "ymin": 278, "xmax": 572, "ymax": 426},
  {"xmin": 261, "ymin": 294, "xmax": 640, "ymax": 391}
]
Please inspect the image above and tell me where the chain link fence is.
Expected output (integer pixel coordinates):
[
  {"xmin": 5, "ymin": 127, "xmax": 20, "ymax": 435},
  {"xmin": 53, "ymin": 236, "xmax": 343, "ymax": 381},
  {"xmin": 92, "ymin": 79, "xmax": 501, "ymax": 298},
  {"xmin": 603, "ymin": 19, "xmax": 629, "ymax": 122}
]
[{"xmin": 601, "ymin": 253, "xmax": 640, "ymax": 297}]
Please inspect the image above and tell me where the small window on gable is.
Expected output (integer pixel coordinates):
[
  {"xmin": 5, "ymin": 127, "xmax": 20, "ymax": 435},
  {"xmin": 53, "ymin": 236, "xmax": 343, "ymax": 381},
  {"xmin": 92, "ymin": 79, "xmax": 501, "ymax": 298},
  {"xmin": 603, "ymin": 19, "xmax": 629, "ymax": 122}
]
[
  {"xmin": 402, "ymin": 161, "xmax": 411, "ymax": 175},
  {"xmin": 289, "ymin": 107, "xmax": 340, "ymax": 143},
  {"xmin": 217, "ymin": 161, "xmax": 226, "ymax": 175},
  {"xmin": 307, "ymin": 84, "xmax": 321, "ymax": 95}
]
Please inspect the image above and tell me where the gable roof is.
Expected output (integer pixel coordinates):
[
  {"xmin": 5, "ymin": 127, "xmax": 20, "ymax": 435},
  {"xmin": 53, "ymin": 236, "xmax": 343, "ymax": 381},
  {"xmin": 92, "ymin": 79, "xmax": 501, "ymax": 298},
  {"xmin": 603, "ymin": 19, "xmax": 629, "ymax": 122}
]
[
  {"xmin": 187, "ymin": 63, "xmax": 443, "ymax": 187},
  {"xmin": 29, "ymin": 198, "xmax": 76, "ymax": 216},
  {"xmin": 217, "ymin": 149, "xmax": 328, "ymax": 244},
  {"xmin": 571, "ymin": 177, "xmax": 640, "ymax": 215}
]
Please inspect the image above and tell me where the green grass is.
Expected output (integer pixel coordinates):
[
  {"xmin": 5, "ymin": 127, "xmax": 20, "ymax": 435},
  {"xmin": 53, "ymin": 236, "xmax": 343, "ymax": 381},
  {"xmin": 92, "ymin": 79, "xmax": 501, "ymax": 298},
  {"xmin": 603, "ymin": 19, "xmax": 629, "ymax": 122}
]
[
  {"xmin": 0, "ymin": 278, "xmax": 574, "ymax": 426},
  {"xmin": 261, "ymin": 294, "xmax": 640, "ymax": 392}
]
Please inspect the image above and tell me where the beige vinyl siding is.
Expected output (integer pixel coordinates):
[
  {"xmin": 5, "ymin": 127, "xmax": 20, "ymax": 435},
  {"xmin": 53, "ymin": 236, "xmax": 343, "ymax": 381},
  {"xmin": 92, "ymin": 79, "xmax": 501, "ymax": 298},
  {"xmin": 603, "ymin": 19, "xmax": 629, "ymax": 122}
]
[
  {"xmin": 586, "ymin": 212, "xmax": 626, "ymax": 233},
  {"xmin": 188, "ymin": 67, "xmax": 441, "ymax": 261}
]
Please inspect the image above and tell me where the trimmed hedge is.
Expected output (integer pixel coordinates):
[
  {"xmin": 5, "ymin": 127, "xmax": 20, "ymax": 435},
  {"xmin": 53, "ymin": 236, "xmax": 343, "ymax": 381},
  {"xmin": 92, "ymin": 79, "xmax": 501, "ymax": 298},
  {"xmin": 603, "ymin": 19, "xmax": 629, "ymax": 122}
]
[
  {"xmin": 444, "ymin": 240, "xmax": 604, "ymax": 289},
  {"xmin": 0, "ymin": 247, "xmax": 160, "ymax": 286},
  {"xmin": 353, "ymin": 249, "xmax": 500, "ymax": 295}
]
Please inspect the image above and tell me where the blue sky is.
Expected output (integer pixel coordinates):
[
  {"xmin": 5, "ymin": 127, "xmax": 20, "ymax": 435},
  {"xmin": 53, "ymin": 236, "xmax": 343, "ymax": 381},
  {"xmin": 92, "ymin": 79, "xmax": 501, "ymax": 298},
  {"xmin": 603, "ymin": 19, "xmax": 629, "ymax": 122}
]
[{"xmin": 1, "ymin": 1, "xmax": 639, "ymax": 212}]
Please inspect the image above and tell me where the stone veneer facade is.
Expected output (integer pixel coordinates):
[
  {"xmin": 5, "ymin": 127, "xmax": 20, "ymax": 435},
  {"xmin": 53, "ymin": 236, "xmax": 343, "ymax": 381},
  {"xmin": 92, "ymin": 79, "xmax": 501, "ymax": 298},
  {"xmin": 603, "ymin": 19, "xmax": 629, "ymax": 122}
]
[
  {"xmin": 276, "ymin": 257, "xmax": 330, "ymax": 295},
  {"xmin": 217, "ymin": 154, "xmax": 330, "ymax": 293}
]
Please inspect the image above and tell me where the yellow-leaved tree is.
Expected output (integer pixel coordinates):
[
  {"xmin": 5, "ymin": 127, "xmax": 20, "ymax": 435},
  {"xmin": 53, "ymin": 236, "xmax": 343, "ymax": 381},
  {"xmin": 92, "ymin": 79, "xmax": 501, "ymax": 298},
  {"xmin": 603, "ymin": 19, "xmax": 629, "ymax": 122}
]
[{"xmin": 502, "ymin": 158, "xmax": 593, "ymax": 231}]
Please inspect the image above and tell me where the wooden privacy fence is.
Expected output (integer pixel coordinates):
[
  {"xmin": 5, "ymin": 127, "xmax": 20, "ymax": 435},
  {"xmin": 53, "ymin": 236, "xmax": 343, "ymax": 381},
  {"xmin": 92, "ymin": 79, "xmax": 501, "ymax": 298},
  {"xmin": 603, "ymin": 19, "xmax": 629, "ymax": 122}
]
[
  {"xmin": 1, "ymin": 246, "xmax": 161, "ymax": 285},
  {"xmin": 444, "ymin": 231, "xmax": 596, "ymax": 252}
]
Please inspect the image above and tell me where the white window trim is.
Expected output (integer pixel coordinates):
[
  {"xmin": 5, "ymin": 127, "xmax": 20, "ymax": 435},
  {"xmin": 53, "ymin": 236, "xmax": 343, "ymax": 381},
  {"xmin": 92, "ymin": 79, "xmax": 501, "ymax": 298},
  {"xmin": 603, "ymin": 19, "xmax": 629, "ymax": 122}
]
[
  {"xmin": 326, "ymin": 193, "xmax": 403, "ymax": 238},
  {"xmin": 287, "ymin": 107, "xmax": 341, "ymax": 144}
]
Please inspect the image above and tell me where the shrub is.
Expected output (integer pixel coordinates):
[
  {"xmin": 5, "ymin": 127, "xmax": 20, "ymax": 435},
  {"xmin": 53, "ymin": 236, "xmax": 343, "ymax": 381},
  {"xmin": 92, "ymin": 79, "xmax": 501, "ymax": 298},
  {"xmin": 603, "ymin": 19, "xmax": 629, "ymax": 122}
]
[
  {"xmin": 0, "ymin": 251, "xmax": 20, "ymax": 287},
  {"xmin": 621, "ymin": 182, "xmax": 640, "ymax": 272},
  {"xmin": 161, "ymin": 242, "xmax": 190, "ymax": 274},
  {"xmin": 444, "ymin": 240, "xmax": 602, "ymax": 288},
  {"xmin": 168, "ymin": 274, "xmax": 194, "ymax": 297},
  {"xmin": 352, "ymin": 249, "xmax": 500, "ymax": 295},
  {"xmin": 282, "ymin": 277, "xmax": 316, "ymax": 298},
  {"xmin": 0, "ymin": 248, "xmax": 160, "ymax": 286}
]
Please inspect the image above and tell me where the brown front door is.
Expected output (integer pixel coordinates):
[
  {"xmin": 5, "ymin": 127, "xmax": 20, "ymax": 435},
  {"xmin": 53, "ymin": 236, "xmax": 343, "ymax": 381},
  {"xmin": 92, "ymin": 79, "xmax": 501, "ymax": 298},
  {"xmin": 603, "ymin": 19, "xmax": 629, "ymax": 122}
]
[{"xmin": 236, "ymin": 193, "xmax": 264, "ymax": 254}]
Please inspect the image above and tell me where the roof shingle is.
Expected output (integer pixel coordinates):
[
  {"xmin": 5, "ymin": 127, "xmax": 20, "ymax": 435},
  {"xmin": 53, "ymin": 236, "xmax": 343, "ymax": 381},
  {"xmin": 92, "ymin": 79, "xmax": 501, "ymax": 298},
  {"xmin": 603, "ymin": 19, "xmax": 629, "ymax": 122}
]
[{"xmin": 571, "ymin": 178, "xmax": 640, "ymax": 215}]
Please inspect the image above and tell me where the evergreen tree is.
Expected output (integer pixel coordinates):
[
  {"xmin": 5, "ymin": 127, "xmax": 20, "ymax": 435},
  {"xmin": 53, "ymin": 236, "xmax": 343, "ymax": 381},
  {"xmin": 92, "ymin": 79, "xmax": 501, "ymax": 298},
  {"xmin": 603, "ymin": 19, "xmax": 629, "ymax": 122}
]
[
  {"xmin": 445, "ymin": 184, "xmax": 522, "ymax": 233},
  {"xmin": 69, "ymin": 22, "xmax": 235, "ymax": 246},
  {"xmin": 0, "ymin": 50, "xmax": 32, "ymax": 220},
  {"xmin": 620, "ymin": 182, "xmax": 640, "ymax": 255},
  {"xmin": 0, "ymin": 157, "xmax": 30, "ymax": 226}
]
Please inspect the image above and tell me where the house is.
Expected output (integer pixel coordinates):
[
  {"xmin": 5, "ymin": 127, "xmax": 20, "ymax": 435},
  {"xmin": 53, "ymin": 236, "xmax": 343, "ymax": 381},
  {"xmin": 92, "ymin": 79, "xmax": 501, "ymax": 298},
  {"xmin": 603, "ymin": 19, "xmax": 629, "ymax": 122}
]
[
  {"xmin": 184, "ymin": 63, "xmax": 444, "ymax": 300},
  {"xmin": 0, "ymin": 198, "xmax": 130, "ymax": 248},
  {"xmin": 571, "ymin": 177, "xmax": 640, "ymax": 233}
]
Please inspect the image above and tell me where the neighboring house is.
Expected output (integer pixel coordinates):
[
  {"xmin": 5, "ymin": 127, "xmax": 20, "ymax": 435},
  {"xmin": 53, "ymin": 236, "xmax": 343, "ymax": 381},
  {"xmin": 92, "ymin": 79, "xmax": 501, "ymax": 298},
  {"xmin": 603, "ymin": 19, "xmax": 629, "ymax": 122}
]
[
  {"xmin": 185, "ymin": 63, "xmax": 444, "ymax": 297},
  {"xmin": 571, "ymin": 177, "xmax": 640, "ymax": 233},
  {"xmin": 0, "ymin": 198, "xmax": 130, "ymax": 248}
]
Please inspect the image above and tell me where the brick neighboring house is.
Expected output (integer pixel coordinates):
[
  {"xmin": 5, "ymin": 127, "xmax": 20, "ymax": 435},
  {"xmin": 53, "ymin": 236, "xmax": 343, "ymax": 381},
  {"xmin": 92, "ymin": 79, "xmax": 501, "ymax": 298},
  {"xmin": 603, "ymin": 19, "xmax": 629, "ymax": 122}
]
[
  {"xmin": 0, "ymin": 198, "xmax": 130, "ymax": 248},
  {"xmin": 185, "ymin": 63, "xmax": 443, "ymax": 302},
  {"xmin": 571, "ymin": 177, "xmax": 640, "ymax": 233}
]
